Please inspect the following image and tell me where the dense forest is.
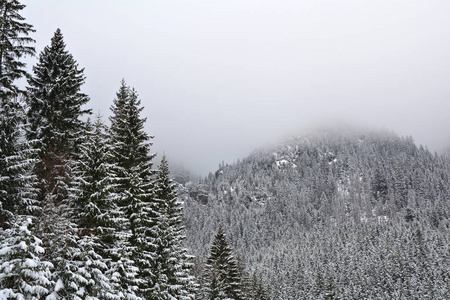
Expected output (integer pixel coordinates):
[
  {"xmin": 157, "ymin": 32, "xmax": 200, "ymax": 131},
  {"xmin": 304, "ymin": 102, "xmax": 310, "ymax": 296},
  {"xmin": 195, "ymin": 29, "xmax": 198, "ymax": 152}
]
[
  {"xmin": 0, "ymin": 1, "xmax": 198, "ymax": 299},
  {"xmin": 1, "ymin": 1, "xmax": 449, "ymax": 299},
  {"xmin": 182, "ymin": 130, "xmax": 450, "ymax": 299}
]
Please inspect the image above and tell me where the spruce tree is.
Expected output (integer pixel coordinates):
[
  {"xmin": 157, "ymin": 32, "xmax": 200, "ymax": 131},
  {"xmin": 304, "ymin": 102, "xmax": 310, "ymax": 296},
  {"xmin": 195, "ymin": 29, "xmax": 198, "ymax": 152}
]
[
  {"xmin": 67, "ymin": 116, "xmax": 119, "ymax": 299},
  {"xmin": 109, "ymin": 80, "xmax": 156, "ymax": 299},
  {"xmin": 109, "ymin": 80, "xmax": 154, "ymax": 193},
  {"xmin": 0, "ymin": 216, "xmax": 52, "ymax": 299},
  {"xmin": 204, "ymin": 226, "xmax": 243, "ymax": 300},
  {"xmin": 0, "ymin": 95, "xmax": 38, "ymax": 229},
  {"xmin": 248, "ymin": 273, "xmax": 270, "ymax": 300},
  {"xmin": 24, "ymin": 28, "xmax": 94, "ymax": 299},
  {"xmin": 0, "ymin": 0, "xmax": 35, "ymax": 98},
  {"xmin": 152, "ymin": 155, "xmax": 197, "ymax": 299},
  {"xmin": 70, "ymin": 116, "xmax": 118, "ymax": 245},
  {"xmin": 0, "ymin": 0, "xmax": 37, "ymax": 229},
  {"xmin": 371, "ymin": 166, "xmax": 388, "ymax": 204},
  {"xmin": 26, "ymin": 28, "xmax": 90, "ymax": 205}
]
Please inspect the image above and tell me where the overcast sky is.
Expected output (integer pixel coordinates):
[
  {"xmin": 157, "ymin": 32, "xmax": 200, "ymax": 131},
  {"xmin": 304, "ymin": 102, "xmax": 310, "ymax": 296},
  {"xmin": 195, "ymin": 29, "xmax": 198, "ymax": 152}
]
[{"xmin": 21, "ymin": 0, "xmax": 450, "ymax": 175}]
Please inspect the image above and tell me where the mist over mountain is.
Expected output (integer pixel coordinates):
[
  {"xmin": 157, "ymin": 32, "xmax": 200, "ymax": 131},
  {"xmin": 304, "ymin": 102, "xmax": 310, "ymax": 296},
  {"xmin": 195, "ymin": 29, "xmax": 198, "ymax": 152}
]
[
  {"xmin": 178, "ymin": 128, "xmax": 450, "ymax": 299},
  {"xmin": 21, "ymin": 0, "xmax": 450, "ymax": 176}
]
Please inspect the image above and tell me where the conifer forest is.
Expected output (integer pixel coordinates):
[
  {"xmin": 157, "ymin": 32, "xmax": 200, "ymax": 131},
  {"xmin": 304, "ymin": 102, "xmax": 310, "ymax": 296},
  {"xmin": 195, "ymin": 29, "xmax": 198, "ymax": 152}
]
[{"xmin": 0, "ymin": 1, "xmax": 449, "ymax": 299}]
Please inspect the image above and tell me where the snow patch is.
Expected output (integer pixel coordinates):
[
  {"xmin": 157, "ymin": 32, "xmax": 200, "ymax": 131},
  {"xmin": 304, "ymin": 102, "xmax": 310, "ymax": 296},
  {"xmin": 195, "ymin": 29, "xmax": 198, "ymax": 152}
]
[
  {"xmin": 0, "ymin": 246, "xmax": 12, "ymax": 256},
  {"xmin": 55, "ymin": 279, "xmax": 64, "ymax": 292},
  {"xmin": 24, "ymin": 258, "xmax": 37, "ymax": 268},
  {"xmin": 377, "ymin": 215, "xmax": 389, "ymax": 223},
  {"xmin": 46, "ymin": 293, "xmax": 58, "ymax": 300},
  {"xmin": 19, "ymin": 241, "xmax": 27, "ymax": 250},
  {"xmin": 276, "ymin": 159, "xmax": 289, "ymax": 167},
  {"xmin": 35, "ymin": 245, "xmax": 45, "ymax": 254},
  {"xmin": 276, "ymin": 159, "xmax": 297, "ymax": 169}
]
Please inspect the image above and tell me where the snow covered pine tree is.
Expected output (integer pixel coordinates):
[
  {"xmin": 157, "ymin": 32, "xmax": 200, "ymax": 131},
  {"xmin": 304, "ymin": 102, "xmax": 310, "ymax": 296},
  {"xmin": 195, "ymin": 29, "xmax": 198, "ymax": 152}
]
[
  {"xmin": 0, "ymin": 0, "xmax": 35, "ymax": 98},
  {"xmin": 203, "ymin": 226, "xmax": 243, "ymax": 300},
  {"xmin": 152, "ymin": 155, "xmax": 197, "ymax": 299},
  {"xmin": 26, "ymin": 28, "xmax": 93, "ymax": 298},
  {"xmin": 65, "ymin": 116, "xmax": 119, "ymax": 299},
  {"xmin": 109, "ymin": 80, "xmax": 157, "ymax": 299},
  {"xmin": 0, "ymin": 0, "xmax": 38, "ymax": 230},
  {"xmin": 26, "ymin": 28, "xmax": 90, "ymax": 204},
  {"xmin": 0, "ymin": 217, "xmax": 52, "ymax": 299}
]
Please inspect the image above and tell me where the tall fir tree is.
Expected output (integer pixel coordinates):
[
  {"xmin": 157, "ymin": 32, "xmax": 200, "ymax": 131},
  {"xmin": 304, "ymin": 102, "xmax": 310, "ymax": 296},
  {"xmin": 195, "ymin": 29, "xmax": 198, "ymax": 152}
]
[
  {"xmin": 152, "ymin": 155, "xmax": 197, "ymax": 299},
  {"xmin": 63, "ymin": 115, "xmax": 120, "ymax": 299},
  {"xmin": 109, "ymin": 80, "xmax": 154, "ymax": 192},
  {"xmin": 26, "ymin": 28, "xmax": 90, "ymax": 206},
  {"xmin": 248, "ymin": 273, "xmax": 270, "ymax": 300},
  {"xmin": 0, "ymin": 0, "xmax": 37, "ymax": 229},
  {"xmin": 0, "ymin": 216, "xmax": 52, "ymax": 299},
  {"xmin": 42, "ymin": 196, "xmax": 99, "ymax": 300},
  {"xmin": 0, "ymin": 0, "xmax": 35, "ymax": 98},
  {"xmin": 24, "ymin": 28, "xmax": 94, "ymax": 299},
  {"xmin": 0, "ymin": 94, "xmax": 38, "ymax": 229},
  {"xmin": 109, "ymin": 80, "xmax": 156, "ymax": 299},
  {"xmin": 203, "ymin": 226, "xmax": 243, "ymax": 300},
  {"xmin": 70, "ymin": 116, "xmax": 119, "ymax": 246}
]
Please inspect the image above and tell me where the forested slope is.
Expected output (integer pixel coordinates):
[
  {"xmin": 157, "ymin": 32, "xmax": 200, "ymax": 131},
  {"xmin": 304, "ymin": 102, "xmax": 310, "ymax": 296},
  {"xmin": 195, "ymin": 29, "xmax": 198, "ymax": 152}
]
[
  {"xmin": 181, "ymin": 130, "xmax": 450, "ymax": 299},
  {"xmin": 0, "ymin": 3, "xmax": 197, "ymax": 296}
]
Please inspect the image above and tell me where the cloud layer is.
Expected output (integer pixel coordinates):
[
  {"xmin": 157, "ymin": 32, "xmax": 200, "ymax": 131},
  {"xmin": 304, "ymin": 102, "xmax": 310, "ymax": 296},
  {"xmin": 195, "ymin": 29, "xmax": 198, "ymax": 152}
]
[{"xmin": 22, "ymin": 0, "xmax": 450, "ymax": 174}]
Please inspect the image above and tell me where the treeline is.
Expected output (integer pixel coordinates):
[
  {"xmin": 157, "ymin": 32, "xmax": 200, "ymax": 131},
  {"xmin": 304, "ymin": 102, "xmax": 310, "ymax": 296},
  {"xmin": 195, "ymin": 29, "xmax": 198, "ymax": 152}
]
[
  {"xmin": 0, "ymin": 13, "xmax": 196, "ymax": 300},
  {"xmin": 0, "ymin": 1, "xmax": 197, "ymax": 299},
  {"xmin": 0, "ymin": 1, "xmax": 268, "ymax": 299},
  {"xmin": 182, "ymin": 130, "xmax": 450, "ymax": 299}
]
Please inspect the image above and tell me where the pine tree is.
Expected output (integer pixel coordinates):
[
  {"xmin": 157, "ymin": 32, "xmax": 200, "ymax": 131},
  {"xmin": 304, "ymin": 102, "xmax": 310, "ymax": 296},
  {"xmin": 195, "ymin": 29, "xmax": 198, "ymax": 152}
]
[
  {"xmin": 203, "ymin": 226, "xmax": 243, "ymax": 300},
  {"xmin": 70, "ymin": 116, "xmax": 118, "ymax": 247},
  {"xmin": 0, "ymin": 0, "xmax": 35, "ymax": 98},
  {"xmin": 0, "ymin": 95, "xmax": 38, "ymax": 229},
  {"xmin": 152, "ymin": 155, "xmax": 197, "ymax": 299},
  {"xmin": 371, "ymin": 166, "xmax": 388, "ymax": 204},
  {"xmin": 393, "ymin": 166, "xmax": 408, "ymax": 210},
  {"xmin": 0, "ymin": 0, "xmax": 37, "ymax": 229},
  {"xmin": 248, "ymin": 273, "xmax": 270, "ymax": 300},
  {"xmin": 0, "ymin": 216, "xmax": 52, "ymax": 299},
  {"xmin": 24, "ymin": 28, "xmax": 96, "ymax": 299},
  {"xmin": 109, "ymin": 80, "xmax": 156, "ymax": 299},
  {"xmin": 39, "ymin": 181, "xmax": 96, "ymax": 300},
  {"xmin": 26, "ymin": 28, "xmax": 90, "ymax": 205},
  {"xmin": 109, "ymin": 80, "xmax": 154, "ymax": 194},
  {"xmin": 67, "ymin": 115, "xmax": 120, "ymax": 299}
]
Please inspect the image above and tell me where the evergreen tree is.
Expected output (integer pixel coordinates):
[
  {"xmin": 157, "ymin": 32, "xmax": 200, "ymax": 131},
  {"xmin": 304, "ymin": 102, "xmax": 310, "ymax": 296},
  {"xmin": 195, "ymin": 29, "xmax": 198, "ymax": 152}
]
[
  {"xmin": 0, "ymin": 0, "xmax": 37, "ymax": 229},
  {"xmin": 67, "ymin": 115, "xmax": 120, "ymax": 299},
  {"xmin": 109, "ymin": 80, "xmax": 154, "ymax": 193},
  {"xmin": 24, "ymin": 28, "xmax": 96, "ymax": 299},
  {"xmin": 70, "ymin": 116, "xmax": 118, "ymax": 247},
  {"xmin": 0, "ymin": 95, "xmax": 38, "ymax": 229},
  {"xmin": 39, "ymin": 181, "xmax": 96, "ymax": 300},
  {"xmin": 26, "ymin": 28, "xmax": 90, "ymax": 205},
  {"xmin": 393, "ymin": 166, "xmax": 408, "ymax": 209},
  {"xmin": 248, "ymin": 273, "xmax": 270, "ymax": 300},
  {"xmin": 0, "ymin": 0, "xmax": 35, "ymax": 98},
  {"xmin": 152, "ymin": 155, "xmax": 197, "ymax": 299},
  {"xmin": 109, "ymin": 80, "xmax": 156, "ymax": 299},
  {"xmin": 0, "ymin": 216, "xmax": 52, "ymax": 299},
  {"xmin": 203, "ymin": 226, "xmax": 243, "ymax": 300},
  {"xmin": 237, "ymin": 263, "xmax": 269, "ymax": 300},
  {"xmin": 371, "ymin": 165, "xmax": 388, "ymax": 204}
]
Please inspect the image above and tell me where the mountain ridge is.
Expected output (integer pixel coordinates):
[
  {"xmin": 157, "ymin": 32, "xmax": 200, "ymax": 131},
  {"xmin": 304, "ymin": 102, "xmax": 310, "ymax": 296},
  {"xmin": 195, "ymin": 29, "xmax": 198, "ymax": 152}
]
[{"xmin": 180, "ymin": 128, "xmax": 450, "ymax": 299}]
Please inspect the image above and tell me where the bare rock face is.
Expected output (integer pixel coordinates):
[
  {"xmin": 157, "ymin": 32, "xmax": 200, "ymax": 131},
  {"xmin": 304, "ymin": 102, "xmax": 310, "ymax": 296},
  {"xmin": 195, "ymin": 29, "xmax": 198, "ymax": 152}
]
[{"xmin": 189, "ymin": 190, "xmax": 209, "ymax": 205}]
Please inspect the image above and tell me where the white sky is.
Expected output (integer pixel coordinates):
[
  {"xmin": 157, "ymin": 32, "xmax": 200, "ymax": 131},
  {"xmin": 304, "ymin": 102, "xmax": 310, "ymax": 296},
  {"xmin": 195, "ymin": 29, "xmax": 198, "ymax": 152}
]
[{"xmin": 21, "ymin": 0, "xmax": 450, "ymax": 174}]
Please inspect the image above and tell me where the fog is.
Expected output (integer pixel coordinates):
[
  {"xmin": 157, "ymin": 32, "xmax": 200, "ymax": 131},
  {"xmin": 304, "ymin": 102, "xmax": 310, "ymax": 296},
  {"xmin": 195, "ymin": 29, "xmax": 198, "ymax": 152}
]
[{"xmin": 21, "ymin": 0, "xmax": 450, "ymax": 175}]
